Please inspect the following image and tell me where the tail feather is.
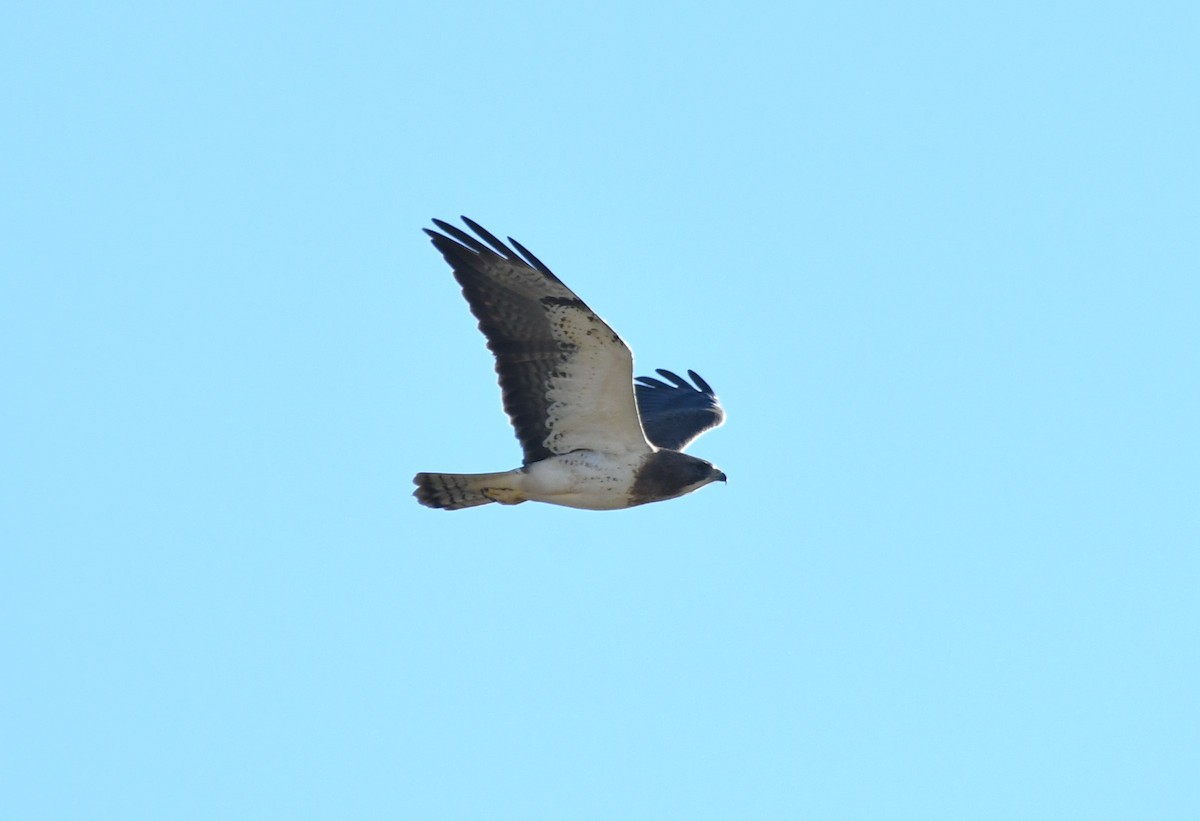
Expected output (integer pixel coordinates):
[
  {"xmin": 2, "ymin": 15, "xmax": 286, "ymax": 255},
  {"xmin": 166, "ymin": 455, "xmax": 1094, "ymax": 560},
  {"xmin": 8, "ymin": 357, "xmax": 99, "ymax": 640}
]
[{"xmin": 413, "ymin": 470, "xmax": 525, "ymax": 510}]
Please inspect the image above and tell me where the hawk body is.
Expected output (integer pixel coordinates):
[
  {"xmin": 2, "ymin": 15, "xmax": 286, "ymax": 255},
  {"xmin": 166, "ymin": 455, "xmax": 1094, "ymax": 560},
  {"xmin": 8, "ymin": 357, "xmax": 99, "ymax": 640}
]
[
  {"xmin": 414, "ymin": 449, "xmax": 714, "ymax": 511},
  {"xmin": 414, "ymin": 218, "xmax": 726, "ymax": 511}
]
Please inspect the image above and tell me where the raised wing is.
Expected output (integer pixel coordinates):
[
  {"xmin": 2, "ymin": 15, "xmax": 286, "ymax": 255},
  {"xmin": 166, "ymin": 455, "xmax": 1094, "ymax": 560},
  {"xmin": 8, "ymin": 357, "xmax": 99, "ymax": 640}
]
[
  {"xmin": 426, "ymin": 217, "xmax": 651, "ymax": 463},
  {"xmin": 634, "ymin": 369, "xmax": 726, "ymax": 451}
]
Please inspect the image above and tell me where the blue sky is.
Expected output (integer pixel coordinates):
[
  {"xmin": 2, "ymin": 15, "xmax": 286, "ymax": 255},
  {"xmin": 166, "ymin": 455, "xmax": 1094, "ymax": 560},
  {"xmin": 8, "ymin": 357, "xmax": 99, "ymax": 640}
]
[{"xmin": 3, "ymin": 1, "xmax": 1198, "ymax": 818}]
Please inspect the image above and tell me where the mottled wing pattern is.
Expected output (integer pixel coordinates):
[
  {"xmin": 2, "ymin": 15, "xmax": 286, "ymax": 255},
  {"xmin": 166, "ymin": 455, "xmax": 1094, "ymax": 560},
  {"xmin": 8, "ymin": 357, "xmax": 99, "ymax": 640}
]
[
  {"xmin": 427, "ymin": 218, "xmax": 651, "ymax": 463},
  {"xmin": 634, "ymin": 369, "xmax": 726, "ymax": 451}
]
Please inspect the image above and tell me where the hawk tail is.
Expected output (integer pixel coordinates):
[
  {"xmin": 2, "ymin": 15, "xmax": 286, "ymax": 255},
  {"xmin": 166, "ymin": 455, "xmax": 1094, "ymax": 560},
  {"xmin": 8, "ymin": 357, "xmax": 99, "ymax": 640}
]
[{"xmin": 413, "ymin": 470, "xmax": 527, "ymax": 510}]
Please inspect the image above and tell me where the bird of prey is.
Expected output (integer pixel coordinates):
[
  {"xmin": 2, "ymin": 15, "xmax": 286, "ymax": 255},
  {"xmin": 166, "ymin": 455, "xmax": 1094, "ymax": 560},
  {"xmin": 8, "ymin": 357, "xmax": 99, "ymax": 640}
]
[{"xmin": 413, "ymin": 217, "xmax": 727, "ymax": 511}]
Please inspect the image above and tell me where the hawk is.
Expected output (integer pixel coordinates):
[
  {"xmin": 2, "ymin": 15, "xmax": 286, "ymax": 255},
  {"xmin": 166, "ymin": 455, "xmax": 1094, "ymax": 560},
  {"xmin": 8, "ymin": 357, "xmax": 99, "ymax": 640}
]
[{"xmin": 413, "ymin": 218, "xmax": 727, "ymax": 511}]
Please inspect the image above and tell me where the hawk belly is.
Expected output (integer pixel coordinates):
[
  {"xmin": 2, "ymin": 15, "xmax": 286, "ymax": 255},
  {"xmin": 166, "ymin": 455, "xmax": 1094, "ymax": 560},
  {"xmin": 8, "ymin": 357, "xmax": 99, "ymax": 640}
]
[{"xmin": 518, "ymin": 450, "xmax": 643, "ymax": 510}]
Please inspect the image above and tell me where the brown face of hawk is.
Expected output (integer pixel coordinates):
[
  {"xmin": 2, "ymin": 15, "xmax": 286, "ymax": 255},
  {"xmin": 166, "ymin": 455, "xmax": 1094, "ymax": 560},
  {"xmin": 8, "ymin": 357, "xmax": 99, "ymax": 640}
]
[{"xmin": 629, "ymin": 450, "xmax": 727, "ymax": 506}]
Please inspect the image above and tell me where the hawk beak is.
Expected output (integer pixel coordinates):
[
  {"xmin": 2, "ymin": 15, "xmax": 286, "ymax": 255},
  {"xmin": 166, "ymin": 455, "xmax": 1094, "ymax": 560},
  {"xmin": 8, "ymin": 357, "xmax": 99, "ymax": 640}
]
[{"xmin": 713, "ymin": 469, "xmax": 727, "ymax": 483}]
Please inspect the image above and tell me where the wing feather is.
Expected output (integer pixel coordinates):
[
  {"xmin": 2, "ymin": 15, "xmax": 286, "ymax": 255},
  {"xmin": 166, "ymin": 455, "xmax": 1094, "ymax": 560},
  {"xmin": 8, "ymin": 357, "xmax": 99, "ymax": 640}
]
[
  {"xmin": 634, "ymin": 369, "xmax": 726, "ymax": 450},
  {"xmin": 427, "ymin": 218, "xmax": 651, "ymax": 463}
]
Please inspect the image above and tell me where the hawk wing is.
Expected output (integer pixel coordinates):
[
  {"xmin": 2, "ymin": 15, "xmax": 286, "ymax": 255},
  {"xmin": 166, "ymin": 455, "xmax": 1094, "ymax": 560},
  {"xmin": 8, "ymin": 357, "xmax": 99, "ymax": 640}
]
[
  {"xmin": 634, "ymin": 369, "xmax": 726, "ymax": 451},
  {"xmin": 427, "ymin": 217, "xmax": 651, "ymax": 463}
]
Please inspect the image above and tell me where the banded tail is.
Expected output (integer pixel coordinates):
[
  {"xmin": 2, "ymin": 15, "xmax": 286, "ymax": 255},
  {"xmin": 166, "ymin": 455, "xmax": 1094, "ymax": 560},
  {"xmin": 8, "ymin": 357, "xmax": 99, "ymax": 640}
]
[{"xmin": 413, "ymin": 470, "xmax": 526, "ymax": 510}]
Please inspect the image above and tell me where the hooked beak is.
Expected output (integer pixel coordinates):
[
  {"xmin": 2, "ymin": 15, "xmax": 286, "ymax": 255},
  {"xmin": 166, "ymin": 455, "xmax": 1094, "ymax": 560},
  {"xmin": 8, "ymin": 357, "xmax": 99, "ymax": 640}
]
[{"xmin": 713, "ymin": 469, "xmax": 727, "ymax": 483}]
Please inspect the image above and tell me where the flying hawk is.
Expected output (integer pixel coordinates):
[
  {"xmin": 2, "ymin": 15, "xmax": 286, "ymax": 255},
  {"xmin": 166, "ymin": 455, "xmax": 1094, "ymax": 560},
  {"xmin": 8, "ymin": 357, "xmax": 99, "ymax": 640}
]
[{"xmin": 413, "ymin": 217, "xmax": 726, "ymax": 511}]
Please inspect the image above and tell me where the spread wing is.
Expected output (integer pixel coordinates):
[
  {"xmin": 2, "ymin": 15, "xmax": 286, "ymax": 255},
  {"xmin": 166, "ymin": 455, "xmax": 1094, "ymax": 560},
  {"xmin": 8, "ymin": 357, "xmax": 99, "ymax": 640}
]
[
  {"xmin": 426, "ymin": 217, "xmax": 651, "ymax": 463},
  {"xmin": 634, "ymin": 369, "xmax": 726, "ymax": 451}
]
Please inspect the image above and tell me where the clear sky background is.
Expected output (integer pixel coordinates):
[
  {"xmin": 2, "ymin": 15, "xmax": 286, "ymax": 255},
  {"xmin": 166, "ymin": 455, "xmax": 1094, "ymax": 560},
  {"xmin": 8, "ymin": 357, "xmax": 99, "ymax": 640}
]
[{"xmin": 3, "ymin": 2, "xmax": 1198, "ymax": 819}]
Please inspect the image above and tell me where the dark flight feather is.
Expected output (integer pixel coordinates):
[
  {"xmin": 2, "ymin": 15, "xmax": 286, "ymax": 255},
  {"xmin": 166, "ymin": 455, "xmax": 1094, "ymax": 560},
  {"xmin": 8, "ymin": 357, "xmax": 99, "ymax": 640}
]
[{"xmin": 634, "ymin": 368, "xmax": 726, "ymax": 451}]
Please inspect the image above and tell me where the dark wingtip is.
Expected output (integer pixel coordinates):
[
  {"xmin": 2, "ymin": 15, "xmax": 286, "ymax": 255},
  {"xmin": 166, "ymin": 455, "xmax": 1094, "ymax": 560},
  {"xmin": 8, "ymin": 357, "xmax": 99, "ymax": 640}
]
[
  {"xmin": 507, "ymin": 236, "xmax": 559, "ymax": 281},
  {"xmin": 428, "ymin": 218, "xmax": 559, "ymax": 281},
  {"xmin": 688, "ymin": 370, "xmax": 716, "ymax": 395},
  {"xmin": 638, "ymin": 368, "xmax": 717, "ymax": 397},
  {"xmin": 663, "ymin": 370, "xmax": 694, "ymax": 389}
]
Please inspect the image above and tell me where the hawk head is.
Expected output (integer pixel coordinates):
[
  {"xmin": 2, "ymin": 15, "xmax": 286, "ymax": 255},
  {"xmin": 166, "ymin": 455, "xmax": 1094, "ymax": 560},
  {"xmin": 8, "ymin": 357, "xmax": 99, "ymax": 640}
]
[{"xmin": 629, "ymin": 450, "xmax": 727, "ymax": 507}]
